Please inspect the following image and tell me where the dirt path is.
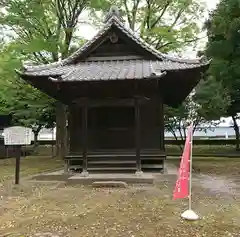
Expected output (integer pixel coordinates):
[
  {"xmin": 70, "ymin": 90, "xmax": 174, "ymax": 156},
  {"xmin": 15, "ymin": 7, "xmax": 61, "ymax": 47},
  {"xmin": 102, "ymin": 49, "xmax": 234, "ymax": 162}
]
[
  {"xmin": 166, "ymin": 161, "xmax": 240, "ymax": 199},
  {"xmin": 195, "ymin": 174, "xmax": 240, "ymax": 198}
]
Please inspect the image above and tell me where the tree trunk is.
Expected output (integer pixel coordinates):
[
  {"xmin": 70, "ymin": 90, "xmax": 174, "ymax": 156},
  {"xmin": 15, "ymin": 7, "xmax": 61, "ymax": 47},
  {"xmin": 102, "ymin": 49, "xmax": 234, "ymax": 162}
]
[
  {"xmin": 232, "ymin": 115, "xmax": 240, "ymax": 151},
  {"xmin": 168, "ymin": 126, "xmax": 183, "ymax": 152},
  {"xmin": 33, "ymin": 131, "xmax": 38, "ymax": 149},
  {"xmin": 32, "ymin": 125, "xmax": 42, "ymax": 152},
  {"xmin": 56, "ymin": 101, "xmax": 67, "ymax": 159}
]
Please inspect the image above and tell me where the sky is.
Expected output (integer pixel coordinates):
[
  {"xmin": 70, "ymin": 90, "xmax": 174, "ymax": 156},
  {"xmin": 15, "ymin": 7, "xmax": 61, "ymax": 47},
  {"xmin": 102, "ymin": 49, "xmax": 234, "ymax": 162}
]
[
  {"xmin": 206, "ymin": 0, "xmax": 219, "ymax": 10},
  {"xmin": 78, "ymin": 0, "xmax": 220, "ymax": 58}
]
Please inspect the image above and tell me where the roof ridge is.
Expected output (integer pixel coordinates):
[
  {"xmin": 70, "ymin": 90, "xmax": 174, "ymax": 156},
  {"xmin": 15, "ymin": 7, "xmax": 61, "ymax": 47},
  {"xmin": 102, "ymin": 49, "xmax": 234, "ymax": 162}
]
[
  {"xmin": 22, "ymin": 9, "xmax": 206, "ymax": 71},
  {"xmin": 111, "ymin": 19, "xmax": 204, "ymax": 64},
  {"xmin": 104, "ymin": 5, "xmax": 123, "ymax": 23}
]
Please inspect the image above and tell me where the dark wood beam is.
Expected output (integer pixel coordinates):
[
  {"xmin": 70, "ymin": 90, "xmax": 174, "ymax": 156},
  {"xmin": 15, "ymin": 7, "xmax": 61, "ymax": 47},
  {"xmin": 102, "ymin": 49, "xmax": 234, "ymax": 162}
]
[
  {"xmin": 134, "ymin": 96, "xmax": 142, "ymax": 173},
  {"xmin": 159, "ymin": 95, "xmax": 165, "ymax": 151},
  {"xmin": 81, "ymin": 98, "xmax": 89, "ymax": 176},
  {"xmin": 72, "ymin": 97, "xmax": 149, "ymax": 107}
]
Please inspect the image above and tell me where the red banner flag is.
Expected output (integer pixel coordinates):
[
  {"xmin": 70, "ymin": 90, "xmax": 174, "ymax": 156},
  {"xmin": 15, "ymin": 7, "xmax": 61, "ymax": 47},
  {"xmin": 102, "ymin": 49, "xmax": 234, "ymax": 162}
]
[{"xmin": 173, "ymin": 125, "xmax": 193, "ymax": 200}]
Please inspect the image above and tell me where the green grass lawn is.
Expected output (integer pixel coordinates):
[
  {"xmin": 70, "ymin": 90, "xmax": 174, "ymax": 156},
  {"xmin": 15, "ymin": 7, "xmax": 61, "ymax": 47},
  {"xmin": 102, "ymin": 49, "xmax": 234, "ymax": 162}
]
[
  {"xmin": 166, "ymin": 144, "xmax": 239, "ymax": 156},
  {"xmin": 0, "ymin": 156, "xmax": 239, "ymax": 237}
]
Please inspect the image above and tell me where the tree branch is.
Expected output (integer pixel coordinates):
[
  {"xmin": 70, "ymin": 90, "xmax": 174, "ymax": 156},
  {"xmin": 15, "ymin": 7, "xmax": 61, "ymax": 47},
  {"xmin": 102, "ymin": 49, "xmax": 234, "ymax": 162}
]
[
  {"xmin": 169, "ymin": 8, "xmax": 185, "ymax": 30},
  {"xmin": 156, "ymin": 37, "xmax": 203, "ymax": 50},
  {"xmin": 123, "ymin": 0, "xmax": 132, "ymax": 29},
  {"xmin": 146, "ymin": 0, "xmax": 152, "ymax": 29},
  {"xmin": 150, "ymin": 0, "xmax": 172, "ymax": 29},
  {"xmin": 130, "ymin": 0, "xmax": 141, "ymax": 31}
]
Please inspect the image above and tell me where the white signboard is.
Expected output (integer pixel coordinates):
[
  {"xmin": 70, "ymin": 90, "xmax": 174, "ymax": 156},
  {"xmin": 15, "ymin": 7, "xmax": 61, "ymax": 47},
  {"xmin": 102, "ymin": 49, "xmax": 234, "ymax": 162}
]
[{"xmin": 3, "ymin": 126, "xmax": 32, "ymax": 145}]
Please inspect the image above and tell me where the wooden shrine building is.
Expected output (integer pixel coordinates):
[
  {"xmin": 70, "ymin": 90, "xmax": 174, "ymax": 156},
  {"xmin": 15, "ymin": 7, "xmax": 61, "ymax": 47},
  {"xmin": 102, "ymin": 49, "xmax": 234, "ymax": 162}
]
[{"xmin": 17, "ymin": 7, "xmax": 208, "ymax": 175}]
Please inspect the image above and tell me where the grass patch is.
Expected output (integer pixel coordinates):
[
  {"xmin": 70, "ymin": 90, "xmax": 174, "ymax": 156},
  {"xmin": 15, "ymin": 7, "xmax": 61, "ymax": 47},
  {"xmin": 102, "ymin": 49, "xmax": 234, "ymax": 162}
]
[
  {"xmin": 169, "ymin": 157, "xmax": 240, "ymax": 176},
  {"xmin": 19, "ymin": 144, "xmax": 240, "ymax": 157},
  {"xmin": 0, "ymin": 156, "xmax": 63, "ymax": 183},
  {"xmin": 193, "ymin": 159, "xmax": 240, "ymax": 176},
  {"xmin": 166, "ymin": 144, "xmax": 238, "ymax": 156}
]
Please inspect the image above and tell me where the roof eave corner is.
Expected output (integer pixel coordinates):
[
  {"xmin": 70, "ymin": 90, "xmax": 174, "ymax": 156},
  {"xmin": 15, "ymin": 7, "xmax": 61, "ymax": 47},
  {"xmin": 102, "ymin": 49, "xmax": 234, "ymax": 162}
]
[
  {"xmin": 199, "ymin": 56, "xmax": 212, "ymax": 65},
  {"xmin": 49, "ymin": 76, "xmax": 63, "ymax": 82},
  {"xmin": 22, "ymin": 60, "xmax": 35, "ymax": 71},
  {"xmin": 150, "ymin": 70, "xmax": 167, "ymax": 78},
  {"xmin": 15, "ymin": 69, "xmax": 24, "ymax": 77}
]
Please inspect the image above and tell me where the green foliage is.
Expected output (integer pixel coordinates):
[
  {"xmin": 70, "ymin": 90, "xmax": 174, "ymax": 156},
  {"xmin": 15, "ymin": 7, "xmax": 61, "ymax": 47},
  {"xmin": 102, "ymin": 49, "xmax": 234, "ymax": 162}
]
[
  {"xmin": 206, "ymin": 0, "xmax": 240, "ymax": 149},
  {"xmin": 0, "ymin": 0, "xmax": 89, "ymax": 60},
  {"xmin": 206, "ymin": 0, "xmax": 240, "ymax": 117},
  {"xmin": 193, "ymin": 77, "xmax": 230, "ymax": 121},
  {"xmin": 0, "ymin": 43, "xmax": 56, "ymax": 133}
]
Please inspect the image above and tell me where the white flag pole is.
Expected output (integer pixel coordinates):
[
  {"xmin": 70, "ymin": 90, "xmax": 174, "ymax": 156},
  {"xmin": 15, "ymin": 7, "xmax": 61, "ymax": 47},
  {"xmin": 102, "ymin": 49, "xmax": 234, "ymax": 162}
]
[
  {"xmin": 181, "ymin": 122, "xmax": 199, "ymax": 221},
  {"xmin": 189, "ymin": 122, "xmax": 193, "ymax": 210}
]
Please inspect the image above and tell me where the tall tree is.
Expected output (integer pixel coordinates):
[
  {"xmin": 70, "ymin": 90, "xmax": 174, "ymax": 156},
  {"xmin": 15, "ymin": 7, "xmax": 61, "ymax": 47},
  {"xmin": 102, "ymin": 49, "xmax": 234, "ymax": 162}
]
[
  {"xmin": 0, "ymin": 43, "xmax": 56, "ymax": 148},
  {"xmin": 0, "ymin": 0, "xmax": 89, "ymax": 158},
  {"xmin": 90, "ymin": 0, "xmax": 206, "ymax": 52},
  {"xmin": 206, "ymin": 0, "xmax": 240, "ymax": 150}
]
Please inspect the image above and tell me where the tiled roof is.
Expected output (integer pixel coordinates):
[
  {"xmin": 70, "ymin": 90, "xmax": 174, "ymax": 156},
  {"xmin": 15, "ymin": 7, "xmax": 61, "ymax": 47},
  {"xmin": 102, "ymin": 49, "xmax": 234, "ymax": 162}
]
[
  {"xmin": 22, "ymin": 59, "xmax": 206, "ymax": 81},
  {"xmin": 22, "ymin": 10, "xmax": 208, "ymax": 74}
]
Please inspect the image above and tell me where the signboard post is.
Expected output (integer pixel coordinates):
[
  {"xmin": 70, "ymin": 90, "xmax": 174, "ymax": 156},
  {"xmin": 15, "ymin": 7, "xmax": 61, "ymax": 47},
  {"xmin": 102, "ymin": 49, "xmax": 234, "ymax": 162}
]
[
  {"xmin": 3, "ymin": 126, "xmax": 32, "ymax": 184},
  {"xmin": 15, "ymin": 145, "xmax": 21, "ymax": 185}
]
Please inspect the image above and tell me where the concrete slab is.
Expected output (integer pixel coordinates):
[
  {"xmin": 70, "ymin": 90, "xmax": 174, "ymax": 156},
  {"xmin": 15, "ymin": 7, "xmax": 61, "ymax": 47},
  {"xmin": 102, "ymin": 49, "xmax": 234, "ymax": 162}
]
[
  {"xmin": 42, "ymin": 170, "xmax": 65, "ymax": 175},
  {"xmin": 31, "ymin": 170, "xmax": 72, "ymax": 182},
  {"xmin": 29, "ymin": 167, "xmax": 177, "ymax": 185},
  {"xmin": 68, "ymin": 173, "xmax": 155, "ymax": 185}
]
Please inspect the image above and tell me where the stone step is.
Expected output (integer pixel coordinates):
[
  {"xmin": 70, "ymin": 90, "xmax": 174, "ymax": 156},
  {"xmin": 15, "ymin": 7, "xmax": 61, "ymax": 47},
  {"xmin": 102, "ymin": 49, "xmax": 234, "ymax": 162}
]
[
  {"xmin": 141, "ymin": 164, "xmax": 163, "ymax": 168},
  {"xmin": 66, "ymin": 154, "xmax": 165, "ymax": 159},
  {"xmin": 88, "ymin": 160, "xmax": 136, "ymax": 164},
  {"xmin": 88, "ymin": 167, "xmax": 137, "ymax": 171}
]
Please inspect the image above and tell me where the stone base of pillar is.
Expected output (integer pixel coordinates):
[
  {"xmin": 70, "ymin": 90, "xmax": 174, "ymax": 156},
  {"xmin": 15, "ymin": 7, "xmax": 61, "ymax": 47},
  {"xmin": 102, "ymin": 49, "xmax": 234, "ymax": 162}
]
[
  {"xmin": 64, "ymin": 162, "xmax": 69, "ymax": 174},
  {"xmin": 80, "ymin": 170, "xmax": 89, "ymax": 177},
  {"xmin": 135, "ymin": 170, "xmax": 143, "ymax": 176}
]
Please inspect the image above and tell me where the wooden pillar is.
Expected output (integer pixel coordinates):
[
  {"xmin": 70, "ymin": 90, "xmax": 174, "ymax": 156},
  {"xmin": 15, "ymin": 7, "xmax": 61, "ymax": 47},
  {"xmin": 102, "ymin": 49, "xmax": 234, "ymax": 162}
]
[
  {"xmin": 134, "ymin": 96, "xmax": 142, "ymax": 174},
  {"xmin": 158, "ymin": 95, "xmax": 165, "ymax": 173},
  {"xmin": 81, "ymin": 98, "xmax": 89, "ymax": 176},
  {"xmin": 56, "ymin": 102, "xmax": 67, "ymax": 159},
  {"xmin": 159, "ymin": 96, "xmax": 165, "ymax": 151}
]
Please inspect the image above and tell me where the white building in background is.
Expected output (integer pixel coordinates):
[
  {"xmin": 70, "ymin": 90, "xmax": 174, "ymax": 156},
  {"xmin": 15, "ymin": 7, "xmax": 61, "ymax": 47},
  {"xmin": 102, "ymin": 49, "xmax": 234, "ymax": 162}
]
[{"xmin": 37, "ymin": 127, "xmax": 56, "ymax": 140}]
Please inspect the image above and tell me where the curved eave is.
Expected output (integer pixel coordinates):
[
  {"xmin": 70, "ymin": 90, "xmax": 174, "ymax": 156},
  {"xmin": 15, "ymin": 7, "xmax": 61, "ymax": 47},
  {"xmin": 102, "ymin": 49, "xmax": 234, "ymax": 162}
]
[
  {"xmin": 50, "ymin": 71, "xmax": 167, "ymax": 82},
  {"xmin": 20, "ymin": 59, "xmax": 209, "ymax": 80},
  {"xmin": 16, "ymin": 70, "xmax": 69, "ymax": 104},
  {"xmin": 161, "ymin": 66, "xmax": 207, "ymax": 107},
  {"xmin": 16, "ymin": 60, "xmax": 209, "ymax": 108}
]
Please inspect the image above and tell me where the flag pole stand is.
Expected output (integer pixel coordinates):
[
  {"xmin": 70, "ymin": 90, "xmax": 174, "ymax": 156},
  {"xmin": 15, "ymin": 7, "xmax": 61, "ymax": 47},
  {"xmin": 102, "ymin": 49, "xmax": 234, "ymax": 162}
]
[
  {"xmin": 181, "ymin": 209, "xmax": 199, "ymax": 220},
  {"xmin": 181, "ymin": 124, "xmax": 199, "ymax": 221}
]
